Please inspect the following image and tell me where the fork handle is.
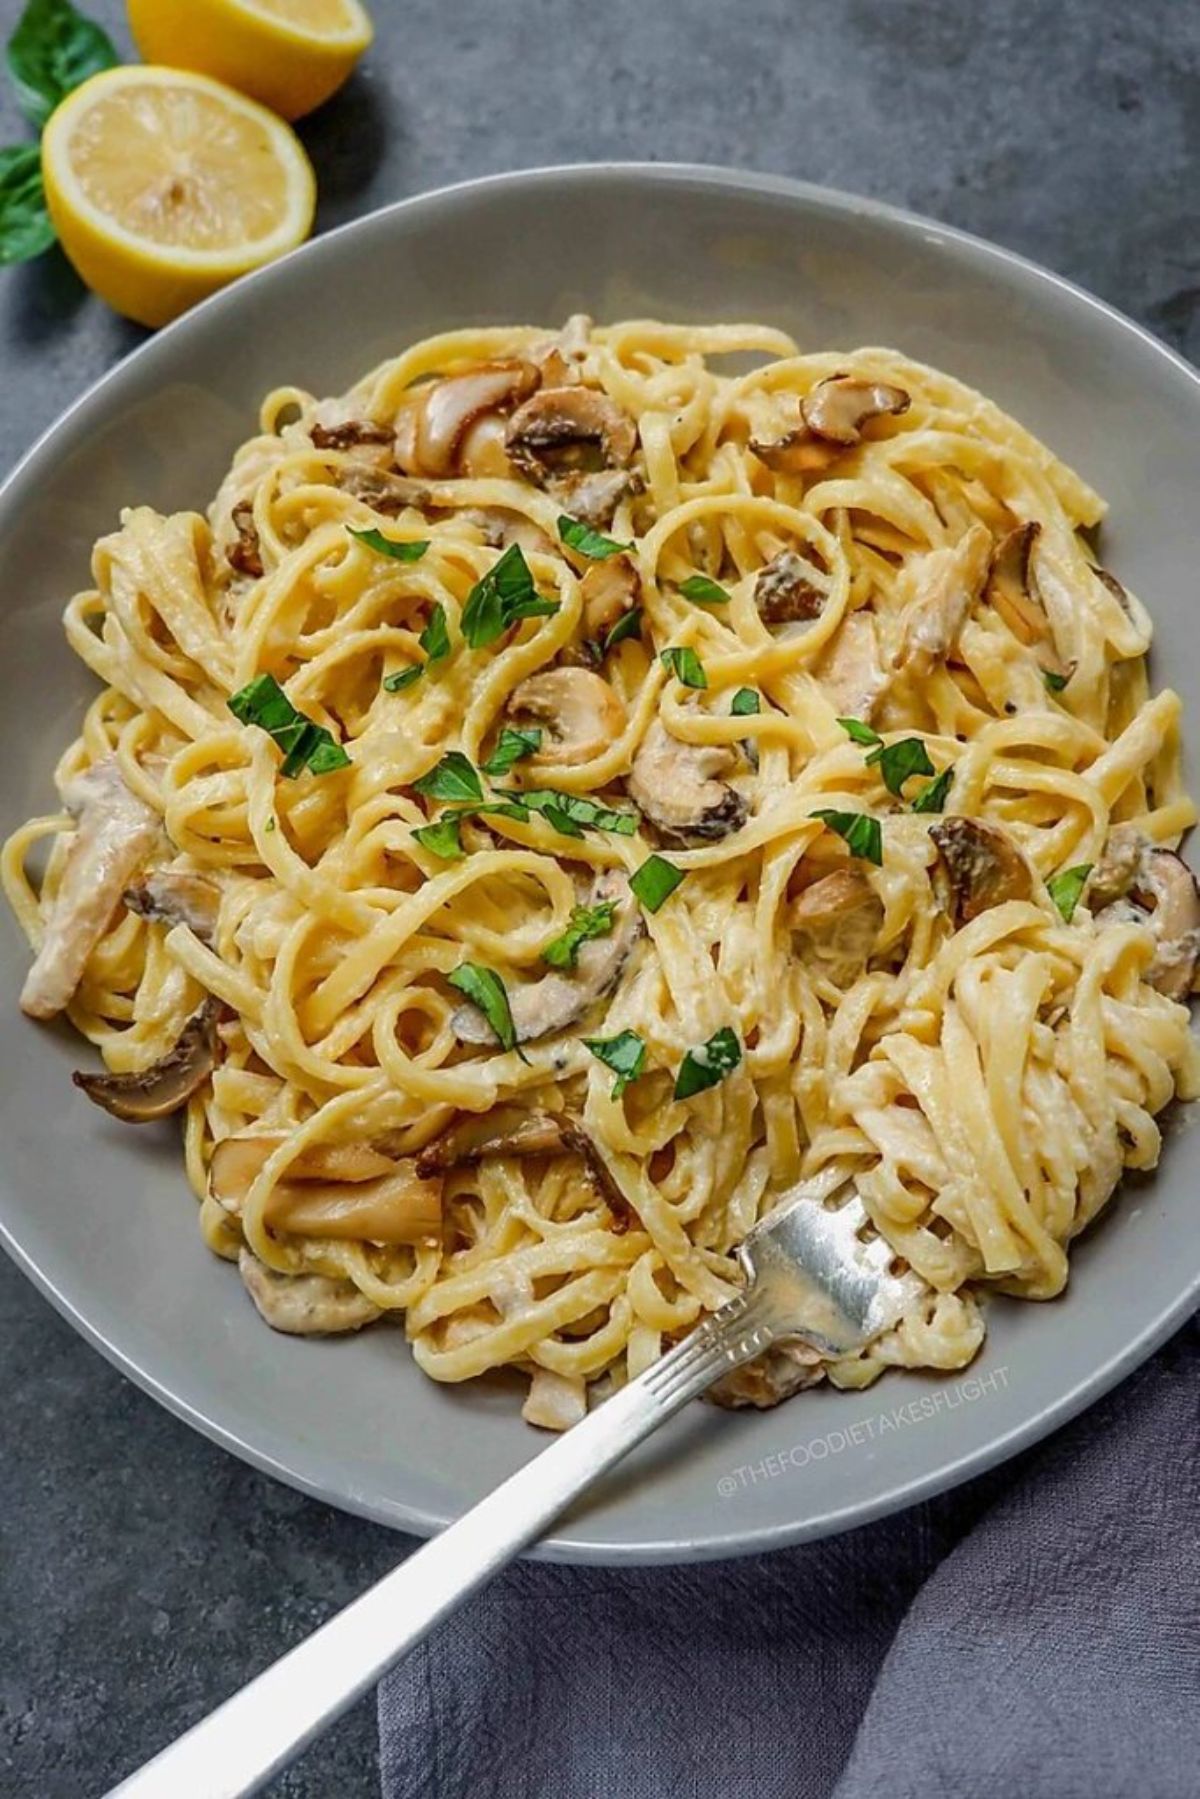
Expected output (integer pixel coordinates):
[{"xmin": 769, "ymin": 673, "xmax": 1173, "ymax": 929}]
[{"xmin": 108, "ymin": 1287, "xmax": 775, "ymax": 1799}]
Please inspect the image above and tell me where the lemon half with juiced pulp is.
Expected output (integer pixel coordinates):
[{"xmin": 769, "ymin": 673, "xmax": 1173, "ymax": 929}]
[{"xmin": 42, "ymin": 66, "xmax": 316, "ymax": 329}]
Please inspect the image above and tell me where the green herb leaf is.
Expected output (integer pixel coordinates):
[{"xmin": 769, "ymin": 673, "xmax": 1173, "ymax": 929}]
[
  {"xmin": 810, "ymin": 809, "xmax": 883, "ymax": 866},
  {"xmin": 1044, "ymin": 669, "xmax": 1069, "ymax": 694},
  {"xmin": 228, "ymin": 674, "xmax": 351, "ymax": 779},
  {"xmin": 911, "ymin": 766, "xmax": 954, "ymax": 814},
  {"xmin": 557, "ymin": 515, "xmax": 632, "ymax": 560},
  {"xmin": 660, "ymin": 645, "xmax": 707, "ymax": 689},
  {"xmin": 674, "ymin": 1026, "xmax": 742, "ymax": 1100},
  {"xmin": 420, "ymin": 602, "xmax": 451, "ymax": 664},
  {"xmin": 412, "ymin": 816, "xmax": 465, "ymax": 861},
  {"xmin": 0, "ymin": 143, "xmax": 54, "ymax": 264},
  {"xmin": 349, "ymin": 526, "xmax": 429, "ymax": 561},
  {"xmin": 837, "ymin": 717, "xmax": 882, "ymax": 747},
  {"xmin": 447, "ymin": 963, "xmax": 520, "ymax": 1054},
  {"xmin": 383, "ymin": 665, "xmax": 423, "ymax": 693},
  {"xmin": 481, "ymin": 727, "xmax": 542, "ymax": 778},
  {"xmin": 679, "ymin": 575, "xmax": 731, "ymax": 606},
  {"xmin": 602, "ymin": 607, "xmax": 644, "ymax": 653},
  {"xmin": 866, "ymin": 735, "xmax": 935, "ymax": 797},
  {"xmin": 1047, "ymin": 863, "xmax": 1093, "ymax": 923},
  {"xmin": 265, "ymin": 816, "xmax": 276, "ymax": 833},
  {"xmin": 630, "ymin": 854, "xmax": 684, "ymax": 913},
  {"xmin": 541, "ymin": 900, "xmax": 617, "ymax": 969},
  {"xmin": 412, "ymin": 751, "xmax": 484, "ymax": 805},
  {"xmin": 731, "ymin": 688, "xmax": 761, "ymax": 717},
  {"xmin": 509, "ymin": 787, "xmax": 639, "ymax": 837},
  {"xmin": 462, "ymin": 543, "xmax": 557, "ymax": 647},
  {"xmin": 583, "ymin": 1029, "xmax": 646, "ymax": 1099},
  {"xmin": 7, "ymin": 0, "xmax": 118, "ymax": 128}
]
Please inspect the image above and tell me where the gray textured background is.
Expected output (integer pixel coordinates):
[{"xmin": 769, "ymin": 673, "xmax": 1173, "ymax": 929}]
[{"xmin": 2, "ymin": 1, "xmax": 1198, "ymax": 1794}]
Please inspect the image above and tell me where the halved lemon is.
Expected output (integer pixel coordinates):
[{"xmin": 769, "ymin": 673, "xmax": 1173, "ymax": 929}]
[
  {"xmin": 126, "ymin": 0, "xmax": 373, "ymax": 122},
  {"xmin": 42, "ymin": 66, "xmax": 316, "ymax": 329}
]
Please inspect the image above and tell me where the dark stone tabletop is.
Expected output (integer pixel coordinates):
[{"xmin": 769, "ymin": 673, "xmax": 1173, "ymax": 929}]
[{"xmin": 2, "ymin": 1, "xmax": 1198, "ymax": 1793}]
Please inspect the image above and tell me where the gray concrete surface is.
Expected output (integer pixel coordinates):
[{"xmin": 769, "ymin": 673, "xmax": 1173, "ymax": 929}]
[{"xmin": 2, "ymin": 1, "xmax": 1198, "ymax": 1793}]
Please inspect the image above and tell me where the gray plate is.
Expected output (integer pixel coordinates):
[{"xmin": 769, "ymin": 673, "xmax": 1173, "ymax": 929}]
[{"xmin": 2, "ymin": 165, "xmax": 1197, "ymax": 1564}]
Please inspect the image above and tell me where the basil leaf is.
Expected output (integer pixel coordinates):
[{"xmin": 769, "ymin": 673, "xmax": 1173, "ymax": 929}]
[
  {"xmin": 462, "ymin": 543, "xmax": 557, "ymax": 647},
  {"xmin": 865, "ymin": 736, "xmax": 935, "ymax": 797},
  {"xmin": 412, "ymin": 817, "xmax": 465, "ymax": 861},
  {"xmin": 384, "ymin": 665, "xmax": 423, "ymax": 693},
  {"xmin": 447, "ymin": 963, "xmax": 520, "ymax": 1054},
  {"xmin": 541, "ymin": 802, "xmax": 586, "ymax": 838},
  {"xmin": 510, "ymin": 787, "xmax": 639, "ymax": 836},
  {"xmin": 1044, "ymin": 669, "xmax": 1068, "ymax": 693},
  {"xmin": 420, "ymin": 602, "xmax": 451, "ymax": 664},
  {"xmin": 412, "ymin": 751, "xmax": 484, "ymax": 804},
  {"xmin": 0, "ymin": 143, "xmax": 54, "ymax": 264},
  {"xmin": 679, "ymin": 575, "xmax": 731, "ymax": 606},
  {"xmin": 731, "ymin": 688, "xmax": 760, "ymax": 717},
  {"xmin": 674, "ymin": 1026, "xmax": 742, "ymax": 1101},
  {"xmin": 583, "ymin": 1029, "xmax": 646, "ymax": 1099},
  {"xmin": 557, "ymin": 515, "xmax": 631, "ymax": 560},
  {"xmin": 541, "ymin": 900, "xmax": 617, "ymax": 969},
  {"xmin": 837, "ymin": 717, "xmax": 882, "ymax": 747},
  {"xmin": 349, "ymin": 527, "xmax": 429, "ymax": 561},
  {"xmin": 810, "ymin": 809, "xmax": 883, "ymax": 866},
  {"xmin": 228, "ymin": 674, "xmax": 350, "ymax": 778},
  {"xmin": 482, "ymin": 727, "xmax": 542, "ymax": 778},
  {"xmin": 660, "ymin": 645, "xmax": 707, "ymax": 689},
  {"xmin": 1047, "ymin": 863, "xmax": 1092, "ymax": 924},
  {"xmin": 602, "ymin": 607, "xmax": 643, "ymax": 653},
  {"xmin": 911, "ymin": 766, "xmax": 954, "ymax": 815},
  {"xmin": 630, "ymin": 854, "xmax": 684, "ymax": 913},
  {"xmin": 7, "ymin": 0, "xmax": 117, "ymax": 128}
]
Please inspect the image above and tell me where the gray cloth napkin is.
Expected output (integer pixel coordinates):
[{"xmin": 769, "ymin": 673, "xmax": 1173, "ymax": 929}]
[{"xmin": 379, "ymin": 1320, "xmax": 1198, "ymax": 1799}]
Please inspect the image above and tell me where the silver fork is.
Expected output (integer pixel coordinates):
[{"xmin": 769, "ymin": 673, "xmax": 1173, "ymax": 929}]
[{"xmin": 109, "ymin": 1181, "xmax": 920, "ymax": 1799}]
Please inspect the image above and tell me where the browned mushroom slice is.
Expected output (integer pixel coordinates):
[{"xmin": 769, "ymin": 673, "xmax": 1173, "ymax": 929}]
[
  {"xmin": 929, "ymin": 817, "xmax": 1033, "ymax": 926},
  {"xmin": 452, "ymin": 872, "xmax": 641, "ymax": 1046},
  {"xmin": 73, "ymin": 996, "xmax": 220, "ymax": 1122},
  {"xmin": 896, "ymin": 523, "xmax": 992, "ymax": 677},
  {"xmin": 816, "ymin": 611, "xmax": 888, "ymax": 722},
  {"xmin": 1087, "ymin": 823, "xmax": 1145, "ymax": 906},
  {"xmin": 789, "ymin": 868, "xmax": 883, "ymax": 971},
  {"xmin": 754, "ymin": 549, "xmax": 825, "ymax": 624},
  {"xmin": 211, "ymin": 1131, "xmax": 442, "ymax": 1245},
  {"xmin": 1094, "ymin": 566, "xmax": 1133, "ymax": 615},
  {"xmin": 556, "ymin": 468, "xmax": 638, "ymax": 527},
  {"xmin": 226, "ymin": 500, "xmax": 263, "ymax": 578},
  {"xmin": 749, "ymin": 426, "xmax": 839, "ymax": 476},
  {"xmin": 506, "ymin": 386, "xmax": 637, "ymax": 482},
  {"xmin": 336, "ymin": 465, "xmax": 430, "ymax": 515},
  {"xmin": 709, "ymin": 1340, "xmax": 825, "ymax": 1409},
  {"xmin": 124, "ymin": 867, "xmax": 221, "ymax": 943},
  {"xmin": 983, "ymin": 522, "xmax": 1068, "ymax": 681},
  {"xmin": 309, "ymin": 417, "xmax": 394, "ymax": 451},
  {"xmin": 21, "ymin": 758, "xmax": 162, "ymax": 1021},
  {"xmin": 801, "ymin": 374, "xmax": 911, "ymax": 445},
  {"xmin": 506, "ymin": 668, "xmax": 628, "ymax": 765},
  {"xmin": 416, "ymin": 1105, "xmax": 632, "ymax": 1229},
  {"xmin": 238, "ymin": 1247, "xmax": 382, "ymax": 1336},
  {"xmin": 393, "ymin": 361, "xmax": 540, "ymax": 480},
  {"xmin": 579, "ymin": 554, "xmax": 639, "ymax": 641},
  {"xmin": 627, "ymin": 719, "xmax": 746, "ymax": 844},
  {"xmin": 1093, "ymin": 840, "xmax": 1200, "ymax": 1001}
]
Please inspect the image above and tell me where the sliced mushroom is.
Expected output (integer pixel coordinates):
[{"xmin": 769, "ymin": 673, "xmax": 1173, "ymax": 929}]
[
  {"xmin": 627, "ymin": 719, "xmax": 747, "ymax": 844},
  {"xmin": 238, "ymin": 1247, "xmax": 382, "ymax": 1336},
  {"xmin": 895, "ymin": 523, "xmax": 992, "ymax": 677},
  {"xmin": 226, "ymin": 500, "xmax": 263, "ymax": 578},
  {"xmin": 1087, "ymin": 823, "xmax": 1145, "ymax": 907},
  {"xmin": 309, "ymin": 417, "xmax": 394, "ymax": 451},
  {"xmin": 416, "ymin": 1105, "xmax": 632, "ymax": 1228},
  {"xmin": 983, "ymin": 522, "xmax": 1068, "ymax": 681},
  {"xmin": 754, "ymin": 549, "xmax": 825, "ymax": 625},
  {"xmin": 531, "ymin": 313, "xmax": 593, "ymax": 386},
  {"xmin": 394, "ymin": 361, "xmax": 540, "ymax": 480},
  {"xmin": 211, "ymin": 1131, "xmax": 442, "ymax": 1245},
  {"xmin": 335, "ymin": 465, "xmax": 430, "ymax": 516},
  {"xmin": 73, "ymin": 995, "xmax": 220, "ymax": 1123},
  {"xmin": 789, "ymin": 868, "xmax": 883, "ymax": 973},
  {"xmin": 21, "ymin": 758, "xmax": 162, "ymax": 1021},
  {"xmin": 579, "ymin": 554, "xmax": 639, "ymax": 641},
  {"xmin": 929, "ymin": 817, "xmax": 1033, "ymax": 926},
  {"xmin": 709, "ymin": 1340, "xmax": 825, "ymax": 1409},
  {"xmin": 749, "ymin": 424, "xmax": 839, "ymax": 477},
  {"xmin": 506, "ymin": 668, "xmax": 628, "ymax": 766},
  {"xmin": 556, "ymin": 468, "xmax": 638, "ymax": 527},
  {"xmin": 815, "ymin": 610, "xmax": 888, "ymax": 722},
  {"xmin": 506, "ymin": 386, "xmax": 637, "ymax": 482},
  {"xmin": 124, "ymin": 867, "xmax": 221, "ymax": 944},
  {"xmin": 1093, "ymin": 838, "xmax": 1200, "ymax": 1000},
  {"xmin": 452, "ymin": 872, "xmax": 641, "ymax": 1046},
  {"xmin": 801, "ymin": 374, "xmax": 911, "ymax": 445}
]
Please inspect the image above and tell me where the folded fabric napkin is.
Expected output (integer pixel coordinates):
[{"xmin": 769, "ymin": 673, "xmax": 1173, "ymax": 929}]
[{"xmin": 379, "ymin": 1320, "xmax": 1198, "ymax": 1799}]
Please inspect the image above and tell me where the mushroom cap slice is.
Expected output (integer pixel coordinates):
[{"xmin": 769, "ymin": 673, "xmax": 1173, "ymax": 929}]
[
  {"xmin": 309, "ymin": 415, "xmax": 393, "ymax": 451},
  {"xmin": 578, "ymin": 554, "xmax": 639, "ymax": 640},
  {"xmin": 452, "ymin": 871, "xmax": 641, "ymax": 1046},
  {"xmin": 556, "ymin": 468, "xmax": 638, "ymax": 527},
  {"xmin": 415, "ymin": 1106, "xmax": 583, "ymax": 1176},
  {"xmin": 749, "ymin": 426, "xmax": 839, "ymax": 476},
  {"xmin": 1093, "ymin": 838, "xmax": 1200, "ymax": 1001},
  {"xmin": 983, "ymin": 522, "xmax": 1068, "ymax": 681},
  {"xmin": 816, "ymin": 610, "xmax": 888, "ymax": 723},
  {"xmin": 506, "ymin": 667, "xmax": 628, "ymax": 766},
  {"xmin": 73, "ymin": 996, "xmax": 221, "ymax": 1123},
  {"xmin": 226, "ymin": 500, "xmax": 263, "ymax": 578},
  {"xmin": 801, "ymin": 374, "xmax": 911, "ymax": 445},
  {"xmin": 393, "ymin": 360, "xmax": 540, "ymax": 480},
  {"xmin": 627, "ymin": 719, "xmax": 747, "ymax": 844},
  {"xmin": 896, "ymin": 523, "xmax": 992, "ymax": 678},
  {"xmin": 335, "ymin": 465, "xmax": 430, "ymax": 515},
  {"xmin": 789, "ymin": 868, "xmax": 883, "ymax": 974},
  {"xmin": 506, "ymin": 385, "xmax": 637, "ymax": 481},
  {"xmin": 124, "ymin": 867, "xmax": 221, "ymax": 944},
  {"xmin": 930, "ymin": 817, "xmax": 1034, "ymax": 926},
  {"xmin": 238, "ymin": 1248, "xmax": 382, "ymax": 1336},
  {"xmin": 754, "ymin": 549, "xmax": 826, "ymax": 625},
  {"xmin": 211, "ymin": 1132, "xmax": 442, "ymax": 1245}
]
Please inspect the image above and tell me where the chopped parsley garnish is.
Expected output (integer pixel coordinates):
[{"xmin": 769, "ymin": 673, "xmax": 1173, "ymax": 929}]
[
  {"xmin": 731, "ymin": 688, "xmax": 761, "ymax": 717},
  {"xmin": 1047, "ymin": 863, "xmax": 1093, "ymax": 923},
  {"xmin": 660, "ymin": 645, "xmax": 707, "ymax": 689},
  {"xmin": 837, "ymin": 717, "xmax": 882, "ymax": 746},
  {"xmin": 866, "ymin": 736, "xmax": 935, "ymax": 798},
  {"xmin": 462, "ymin": 544, "xmax": 558, "ymax": 648},
  {"xmin": 541, "ymin": 901, "xmax": 617, "ymax": 969},
  {"xmin": 679, "ymin": 575, "xmax": 731, "ymax": 606},
  {"xmin": 1044, "ymin": 669, "xmax": 1069, "ymax": 693},
  {"xmin": 630, "ymin": 854, "xmax": 685, "ymax": 913},
  {"xmin": 507, "ymin": 788, "xmax": 639, "ymax": 837},
  {"xmin": 349, "ymin": 527, "xmax": 429, "ymax": 561},
  {"xmin": 674, "ymin": 1026, "xmax": 742, "ymax": 1100},
  {"xmin": 447, "ymin": 963, "xmax": 521, "ymax": 1054},
  {"xmin": 411, "ymin": 816, "xmax": 465, "ymax": 861},
  {"xmin": 583, "ymin": 1030, "xmax": 647, "ymax": 1099},
  {"xmin": 810, "ymin": 809, "xmax": 883, "ymax": 867},
  {"xmin": 482, "ymin": 727, "xmax": 542, "ymax": 778},
  {"xmin": 227, "ymin": 674, "xmax": 351, "ymax": 778},
  {"xmin": 412, "ymin": 752, "xmax": 484, "ymax": 805},
  {"xmin": 602, "ymin": 607, "xmax": 644, "ymax": 653},
  {"xmin": 911, "ymin": 766, "xmax": 954, "ymax": 814},
  {"xmin": 557, "ymin": 516, "xmax": 632, "ymax": 560},
  {"xmin": 383, "ymin": 602, "xmax": 451, "ymax": 693}
]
